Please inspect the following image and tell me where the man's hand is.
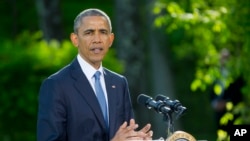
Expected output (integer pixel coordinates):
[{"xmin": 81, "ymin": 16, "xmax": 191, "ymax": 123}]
[
  {"xmin": 138, "ymin": 122, "xmax": 153, "ymax": 140},
  {"xmin": 111, "ymin": 119, "xmax": 153, "ymax": 141}
]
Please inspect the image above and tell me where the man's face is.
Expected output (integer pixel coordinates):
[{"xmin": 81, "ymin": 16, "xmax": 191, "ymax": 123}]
[{"xmin": 71, "ymin": 16, "xmax": 114, "ymax": 69}]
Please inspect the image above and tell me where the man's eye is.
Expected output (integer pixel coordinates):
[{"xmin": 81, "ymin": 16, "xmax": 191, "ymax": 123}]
[
  {"xmin": 84, "ymin": 30, "xmax": 93, "ymax": 35},
  {"xmin": 85, "ymin": 32, "xmax": 91, "ymax": 35},
  {"xmin": 101, "ymin": 30, "xmax": 108, "ymax": 34}
]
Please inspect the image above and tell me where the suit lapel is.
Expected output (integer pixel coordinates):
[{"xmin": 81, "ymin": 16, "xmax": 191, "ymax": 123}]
[{"xmin": 70, "ymin": 58, "xmax": 107, "ymax": 131}]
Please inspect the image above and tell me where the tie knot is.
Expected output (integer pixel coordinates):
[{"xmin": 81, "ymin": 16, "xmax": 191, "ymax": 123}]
[{"xmin": 94, "ymin": 71, "xmax": 101, "ymax": 80}]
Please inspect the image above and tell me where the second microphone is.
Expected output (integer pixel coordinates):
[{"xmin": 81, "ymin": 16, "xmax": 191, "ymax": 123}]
[{"xmin": 137, "ymin": 94, "xmax": 171, "ymax": 114}]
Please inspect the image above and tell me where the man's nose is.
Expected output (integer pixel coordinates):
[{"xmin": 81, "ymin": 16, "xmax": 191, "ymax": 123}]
[{"xmin": 92, "ymin": 33, "xmax": 102, "ymax": 43}]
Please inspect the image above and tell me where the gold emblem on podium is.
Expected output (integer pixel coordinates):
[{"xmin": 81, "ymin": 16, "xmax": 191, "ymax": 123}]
[{"xmin": 166, "ymin": 131, "xmax": 196, "ymax": 141}]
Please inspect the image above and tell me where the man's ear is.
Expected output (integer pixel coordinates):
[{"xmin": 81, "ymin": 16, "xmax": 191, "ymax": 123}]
[
  {"xmin": 109, "ymin": 33, "xmax": 114, "ymax": 47},
  {"xmin": 70, "ymin": 33, "xmax": 79, "ymax": 47}
]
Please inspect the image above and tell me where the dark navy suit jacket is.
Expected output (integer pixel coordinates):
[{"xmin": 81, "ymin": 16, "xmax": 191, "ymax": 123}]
[{"xmin": 37, "ymin": 58, "xmax": 134, "ymax": 141}]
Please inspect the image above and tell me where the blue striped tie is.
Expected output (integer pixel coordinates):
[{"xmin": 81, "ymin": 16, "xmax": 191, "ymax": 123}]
[{"xmin": 94, "ymin": 71, "xmax": 108, "ymax": 128}]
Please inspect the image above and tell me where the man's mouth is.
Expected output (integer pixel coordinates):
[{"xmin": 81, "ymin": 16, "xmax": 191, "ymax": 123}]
[{"xmin": 91, "ymin": 47, "xmax": 103, "ymax": 53}]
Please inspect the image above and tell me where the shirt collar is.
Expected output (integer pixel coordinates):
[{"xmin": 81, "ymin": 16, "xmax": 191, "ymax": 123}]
[{"xmin": 77, "ymin": 54, "xmax": 104, "ymax": 80}]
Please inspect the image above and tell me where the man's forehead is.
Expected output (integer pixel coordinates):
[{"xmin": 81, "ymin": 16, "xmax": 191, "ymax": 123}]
[
  {"xmin": 79, "ymin": 16, "xmax": 110, "ymax": 32},
  {"xmin": 82, "ymin": 16, "xmax": 108, "ymax": 24}
]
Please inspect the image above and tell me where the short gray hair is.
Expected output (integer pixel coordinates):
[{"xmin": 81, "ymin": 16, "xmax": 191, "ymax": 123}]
[{"xmin": 73, "ymin": 8, "xmax": 112, "ymax": 33}]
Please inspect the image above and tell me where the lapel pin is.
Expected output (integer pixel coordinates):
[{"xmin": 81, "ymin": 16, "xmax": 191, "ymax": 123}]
[{"xmin": 112, "ymin": 85, "xmax": 116, "ymax": 88}]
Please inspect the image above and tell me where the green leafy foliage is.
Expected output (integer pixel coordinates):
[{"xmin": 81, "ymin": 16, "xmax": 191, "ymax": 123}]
[
  {"xmin": 153, "ymin": 0, "xmax": 250, "ymax": 140},
  {"xmin": 0, "ymin": 31, "xmax": 123, "ymax": 140}
]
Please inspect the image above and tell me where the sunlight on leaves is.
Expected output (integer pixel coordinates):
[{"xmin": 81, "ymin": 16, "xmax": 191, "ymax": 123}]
[
  {"xmin": 217, "ymin": 129, "xmax": 229, "ymax": 141},
  {"xmin": 226, "ymin": 101, "xmax": 233, "ymax": 111},
  {"xmin": 204, "ymin": 74, "xmax": 212, "ymax": 84},
  {"xmin": 167, "ymin": 2, "xmax": 183, "ymax": 15},
  {"xmin": 220, "ymin": 112, "xmax": 233, "ymax": 125},
  {"xmin": 212, "ymin": 21, "xmax": 224, "ymax": 32},
  {"xmin": 214, "ymin": 84, "xmax": 223, "ymax": 95},
  {"xmin": 191, "ymin": 79, "xmax": 202, "ymax": 91}
]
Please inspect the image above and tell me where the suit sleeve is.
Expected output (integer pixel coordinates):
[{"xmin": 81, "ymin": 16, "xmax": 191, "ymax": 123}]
[
  {"xmin": 37, "ymin": 78, "xmax": 67, "ymax": 141},
  {"xmin": 123, "ymin": 77, "xmax": 134, "ymax": 121}
]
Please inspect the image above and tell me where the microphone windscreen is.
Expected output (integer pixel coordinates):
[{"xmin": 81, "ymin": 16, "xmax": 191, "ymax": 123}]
[
  {"xmin": 137, "ymin": 94, "xmax": 151, "ymax": 105},
  {"xmin": 155, "ymin": 94, "xmax": 165, "ymax": 101}
]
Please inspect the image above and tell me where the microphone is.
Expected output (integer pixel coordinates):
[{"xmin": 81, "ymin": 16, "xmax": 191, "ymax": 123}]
[
  {"xmin": 155, "ymin": 94, "xmax": 187, "ymax": 115},
  {"xmin": 137, "ymin": 94, "xmax": 171, "ymax": 114}
]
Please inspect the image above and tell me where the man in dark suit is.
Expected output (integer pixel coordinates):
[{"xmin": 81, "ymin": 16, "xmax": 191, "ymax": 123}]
[{"xmin": 37, "ymin": 8, "xmax": 153, "ymax": 141}]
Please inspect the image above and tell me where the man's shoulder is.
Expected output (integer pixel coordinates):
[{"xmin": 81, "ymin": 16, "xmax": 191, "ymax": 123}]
[
  {"xmin": 40, "ymin": 65, "xmax": 71, "ymax": 85},
  {"xmin": 47, "ymin": 58, "xmax": 79, "ymax": 80},
  {"xmin": 103, "ymin": 68, "xmax": 124, "ymax": 79}
]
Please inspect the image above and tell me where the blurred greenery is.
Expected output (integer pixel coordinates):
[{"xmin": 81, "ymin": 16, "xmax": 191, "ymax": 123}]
[{"xmin": 153, "ymin": 0, "xmax": 250, "ymax": 140}]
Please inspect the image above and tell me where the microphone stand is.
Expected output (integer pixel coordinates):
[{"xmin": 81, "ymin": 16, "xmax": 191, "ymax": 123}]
[
  {"xmin": 163, "ymin": 112, "xmax": 174, "ymax": 138},
  {"xmin": 163, "ymin": 108, "xmax": 186, "ymax": 138}
]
